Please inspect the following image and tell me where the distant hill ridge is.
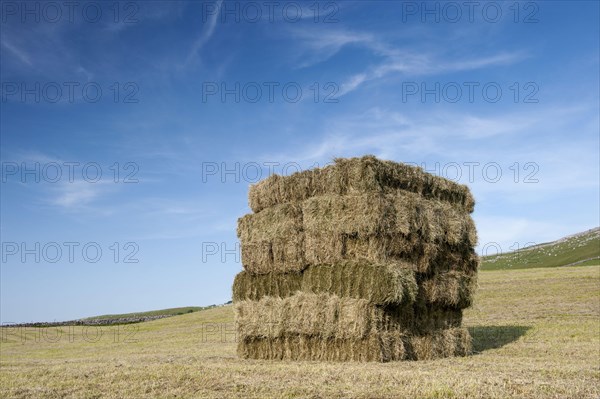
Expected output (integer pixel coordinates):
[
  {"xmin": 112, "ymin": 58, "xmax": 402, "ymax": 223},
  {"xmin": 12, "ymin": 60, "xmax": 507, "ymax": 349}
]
[
  {"xmin": 481, "ymin": 227, "xmax": 599, "ymax": 271},
  {"xmin": 523, "ymin": 227, "xmax": 599, "ymax": 250},
  {"xmin": 1, "ymin": 304, "xmax": 231, "ymax": 328}
]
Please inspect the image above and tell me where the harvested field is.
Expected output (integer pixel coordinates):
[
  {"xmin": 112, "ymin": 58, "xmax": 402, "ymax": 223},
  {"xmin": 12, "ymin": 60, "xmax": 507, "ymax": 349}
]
[{"xmin": 2, "ymin": 266, "xmax": 598, "ymax": 398}]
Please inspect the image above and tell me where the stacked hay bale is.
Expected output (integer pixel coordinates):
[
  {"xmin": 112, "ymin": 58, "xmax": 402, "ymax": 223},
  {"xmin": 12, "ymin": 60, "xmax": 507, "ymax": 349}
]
[{"xmin": 233, "ymin": 156, "xmax": 478, "ymax": 362}]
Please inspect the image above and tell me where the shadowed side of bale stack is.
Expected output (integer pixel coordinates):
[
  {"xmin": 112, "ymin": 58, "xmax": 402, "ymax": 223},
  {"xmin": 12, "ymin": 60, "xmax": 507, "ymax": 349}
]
[{"xmin": 233, "ymin": 155, "xmax": 478, "ymax": 361}]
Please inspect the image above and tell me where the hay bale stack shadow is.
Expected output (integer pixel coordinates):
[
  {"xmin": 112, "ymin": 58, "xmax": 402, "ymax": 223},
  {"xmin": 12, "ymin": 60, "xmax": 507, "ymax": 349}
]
[
  {"xmin": 468, "ymin": 325, "xmax": 531, "ymax": 353},
  {"xmin": 233, "ymin": 156, "xmax": 480, "ymax": 362}
]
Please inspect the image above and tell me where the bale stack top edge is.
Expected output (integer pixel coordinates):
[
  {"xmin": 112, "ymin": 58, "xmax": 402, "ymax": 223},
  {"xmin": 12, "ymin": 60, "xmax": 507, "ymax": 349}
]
[{"xmin": 248, "ymin": 155, "xmax": 475, "ymax": 213}]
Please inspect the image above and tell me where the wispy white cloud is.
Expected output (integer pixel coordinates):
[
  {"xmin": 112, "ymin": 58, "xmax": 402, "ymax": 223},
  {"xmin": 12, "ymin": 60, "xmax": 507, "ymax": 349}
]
[
  {"xmin": 2, "ymin": 152, "xmax": 120, "ymax": 213},
  {"xmin": 50, "ymin": 180, "xmax": 114, "ymax": 210},
  {"xmin": 185, "ymin": 0, "xmax": 223, "ymax": 65},
  {"xmin": 1, "ymin": 38, "xmax": 32, "ymax": 66},
  {"xmin": 337, "ymin": 51, "xmax": 526, "ymax": 97},
  {"xmin": 121, "ymin": 198, "xmax": 234, "ymax": 241},
  {"xmin": 257, "ymin": 103, "xmax": 599, "ymax": 194},
  {"xmin": 290, "ymin": 28, "xmax": 376, "ymax": 68},
  {"xmin": 1, "ymin": 23, "xmax": 100, "ymax": 84},
  {"xmin": 289, "ymin": 27, "xmax": 526, "ymax": 96},
  {"xmin": 257, "ymin": 106, "xmax": 540, "ymax": 163},
  {"xmin": 3, "ymin": 150, "xmax": 60, "ymax": 164},
  {"xmin": 445, "ymin": 52, "xmax": 525, "ymax": 71},
  {"xmin": 139, "ymin": 198, "xmax": 208, "ymax": 219}
]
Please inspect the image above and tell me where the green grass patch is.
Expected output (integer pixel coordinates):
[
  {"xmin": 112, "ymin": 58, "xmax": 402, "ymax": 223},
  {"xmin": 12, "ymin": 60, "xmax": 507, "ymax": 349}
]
[
  {"xmin": 81, "ymin": 306, "xmax": 207, "ymax": 321},
  {"xmin": 481, "ymin": 228, "xmax": 599, "ymax": 270}
]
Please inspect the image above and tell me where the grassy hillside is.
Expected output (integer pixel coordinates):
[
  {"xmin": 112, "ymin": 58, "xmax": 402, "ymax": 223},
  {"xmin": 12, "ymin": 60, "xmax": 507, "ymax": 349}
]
[
  {"xmin": 82, "ymin": 306, "xmax": 207, "ymax": 321},
  {"xmin": 481, "ymin": 227, "xmax": 599, "ymax": 270},
  {"xmin": 1, "ymin": 265, "xmax": 598, "ymax": 399}
]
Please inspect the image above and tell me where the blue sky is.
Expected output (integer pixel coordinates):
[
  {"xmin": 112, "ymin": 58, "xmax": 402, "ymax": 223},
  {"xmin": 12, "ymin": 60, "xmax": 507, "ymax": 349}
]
[{"xmin": 1, "ymin": 1, "xmax": 598, "ymax": 323}]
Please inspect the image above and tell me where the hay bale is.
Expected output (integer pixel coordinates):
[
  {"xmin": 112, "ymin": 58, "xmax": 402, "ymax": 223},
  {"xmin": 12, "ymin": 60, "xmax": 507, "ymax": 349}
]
[
  {"xmin": 301, "ymin": 261, "xmax": 417, "ymax": 305},
  {"xmin": 232, "ymin": 264, "xmax": 475, "ymax": 309},
  {"xmin": 235, "ymin": 293, "xmax": 464, "ymax": 340},
  {"xmin": 304, "ymin": 232, "xmax": 478, "ymax": 274},
  {"xmin": 372, "ymin": 304, "xmax": 463, "ymax": 335},
  {"xmin": 238, "ymin": 328, "xmax": 471, "ymax": 361},
  {"xmin": 237, "ymin": 203, "xmax": 306, "ymax": 274},
  {"xmin": 240, "ymin": 232, "xmax": 477, "ymax": 275},
  {"xmin": 239, "ymin": 190, "xmax": 477, "ymax": 275},
  {"xmin": 236, "ymin": 156, "xmax": 479, "ymax": 362},
  {"xmin": 303, "ymin": 232, "xmax": 400, "ymax": 266},
  {"xmin": 238, "ymin": 332, "xmax": 406, "ymax": 362},
  {"xmin": 232, "ymin": 261, "xmax": 417, "ymax": 304},
  {"xmin": 248, "ymin": 156, "xmax": 475, "ymax": 213},
  {"xmin": 302, "ymin": 193, "xmax": 477, "ymax": 247},
  {"xmin": 301, "ymin": 193, "xmax": 477, "ymax": 271},
  {"xmin": 419, "ymin": 270, "xmax": 478, "ymax": 309},
  {"xmin": 302, "ymin": 193, "xmax": 398, "ymax": 236},
  {"xmin": 235, "ymin": 293, "xmax": 387, "ymax": 340},
  {"xmin": 405, "ymin": 328, "xmax": 472, "ymax": 360},
  {"xmin": 425, "ymin": 247, "xmax": 480, "ymax": 275},
  {"xmin": 237, "ymin": 203, "xmax": 302, "ymax": 242},
  {"xmin": 240, "ymin": 238, "xmax": 305, "ymax": 274},
  {"xmin": 232, "ymin": 270, "xmax": 303, "ymax": 302}
]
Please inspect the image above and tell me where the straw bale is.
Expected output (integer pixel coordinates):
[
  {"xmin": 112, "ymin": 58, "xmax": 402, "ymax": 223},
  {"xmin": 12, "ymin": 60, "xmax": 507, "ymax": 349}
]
[
  {"xmin": 232, "ymin": 261, "xmax": 418, "ymax": 304},
  {"xmin": 238, "ymin": 327, "xmax": 471, "ymax": 361},
  {"xmin": 248, "ymin": 156, "xmax": 475, "ymax": 213},
  {"xmin": 419, "ymin": 270, "xmax": 478, "ymax": 309},
  {"xmin": 232, "ymin": 270, "xmax": 303, "ymax": 302},
  {"xmin": 302, "ymin": 192, "xmax": 477, "ymax": 246},
  {"xmin": 237, "ymin": 203, "xmax": 302, "ymax": 242},
  {"xmin": 304, "ymin": 232, "xmax": 478, "ymax": 274},
  {"xmin": 238, "ymin": 332, "xmax": 406, "ymax": 362},
  {"xmin": 235, "ymin": 293, "xmax": 464, "ymax": 340},
  {"xmin": 240, "ymin": 237, "xmax": 305, "ymax": 274},
  {"xmin": 405, "ymin": 327, "xmax": 472, "ymax": 360},
  {"xmin": 235, "ymin": 293, "xmax": 386, "ymax": 340},
  {"xmin": 301, "ymin": 261, "xmax": 417, "ymax": 305}
]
